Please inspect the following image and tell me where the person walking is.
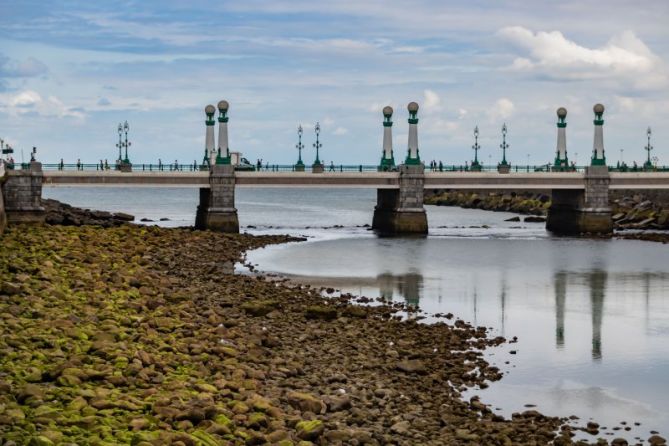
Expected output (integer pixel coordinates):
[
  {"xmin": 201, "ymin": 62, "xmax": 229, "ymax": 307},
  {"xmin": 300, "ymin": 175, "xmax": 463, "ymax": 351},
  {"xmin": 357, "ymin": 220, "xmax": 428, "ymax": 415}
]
[{"xmin": 329, "ymin": 161, "xmax": 335, "ymax": 172}]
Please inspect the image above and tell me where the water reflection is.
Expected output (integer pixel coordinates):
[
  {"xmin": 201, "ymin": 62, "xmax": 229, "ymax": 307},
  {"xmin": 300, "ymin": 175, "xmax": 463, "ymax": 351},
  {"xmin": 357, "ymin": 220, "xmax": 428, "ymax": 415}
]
[
  {"xmin": 377, "ymin": 272, "xmax": 423, "ymax": 308},
  {"xmin": 589, "ymin": 270, "xmax": 606, "ymax": 361},
  {"xmin": 555, "ymin": 271, "xmax": 566, "ymax": 348}
]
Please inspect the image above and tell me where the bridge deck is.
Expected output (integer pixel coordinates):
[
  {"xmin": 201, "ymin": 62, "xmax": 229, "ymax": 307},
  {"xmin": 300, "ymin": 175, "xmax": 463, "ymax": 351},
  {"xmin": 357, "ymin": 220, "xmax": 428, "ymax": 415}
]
[{"xmin": 39, "ymin": 170, "xmax": 669, "ymax": 189}]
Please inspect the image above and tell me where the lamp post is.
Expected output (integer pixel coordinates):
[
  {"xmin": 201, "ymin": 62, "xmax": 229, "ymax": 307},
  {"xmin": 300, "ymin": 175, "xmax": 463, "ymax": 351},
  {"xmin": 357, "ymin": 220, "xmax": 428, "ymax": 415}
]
[
  {"xmin": 116, "ymin": 123, "xmax": 123, "ymax": 162},
  {"xmin": 312, "ymin": 122, "xmax": 324, "ymax": 173},
  {"xmin": 123, "ymin": 121, "xmax": 131, "ymax": 163},
  {"xmin": 644, "ymin": 127, "xmax": 654, "ymax": 171},
  {"xmin": 498, "ymin": 123, "xmax": 510, "ymax": 173},
  {"xmin": 295, "ymin": 125, "xmax": 305, "ymax": 171},
  {"xmin": 116, "ymin": 120, "xmax": 132, "ymax": 172},
  {"xmin": 471, "ymin": 125, "xmax": 481, "ymax": 171}
]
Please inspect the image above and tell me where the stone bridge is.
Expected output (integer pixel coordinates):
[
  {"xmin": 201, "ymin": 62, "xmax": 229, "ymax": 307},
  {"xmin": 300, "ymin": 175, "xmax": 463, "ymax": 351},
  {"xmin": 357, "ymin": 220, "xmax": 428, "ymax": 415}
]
[{"xmin": 1, "ymin": 101, "xmax": 667, "ymax": 235}]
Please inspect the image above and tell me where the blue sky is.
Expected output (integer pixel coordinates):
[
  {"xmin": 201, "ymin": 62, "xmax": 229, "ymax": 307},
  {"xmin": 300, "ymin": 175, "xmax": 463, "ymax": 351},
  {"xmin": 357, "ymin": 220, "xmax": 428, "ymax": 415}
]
[{"xmin": 1, "ymin": 0, "xmax": 668, "ymax": 166}]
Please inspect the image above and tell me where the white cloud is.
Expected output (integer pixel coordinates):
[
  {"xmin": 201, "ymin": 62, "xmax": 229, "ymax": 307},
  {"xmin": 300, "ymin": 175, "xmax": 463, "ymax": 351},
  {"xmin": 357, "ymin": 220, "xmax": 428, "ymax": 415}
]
[
  {"xmin": 1, "ymin": 90, "xmax": 84, "ymax": 119},
  {"xmin": 498, "ymin": 26, "xmax": 667, "ymax": 88},
  {"xmin": 488, "ymin": 98, "xmax": 515, "ymax": 122},
  {"xmin": 423, "ymin": 89, "xmax": 442, "ymax": 112},
  {"xmin": 333, "ymin": 126, "xmax": 348, "ymax": 135}
]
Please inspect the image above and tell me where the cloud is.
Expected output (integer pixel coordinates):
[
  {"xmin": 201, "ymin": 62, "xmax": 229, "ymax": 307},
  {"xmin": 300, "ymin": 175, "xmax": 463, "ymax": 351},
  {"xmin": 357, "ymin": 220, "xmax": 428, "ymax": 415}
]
[
  {"xmin": 332, "ymin": 126, "xmax": 348, "ymax": 135},
  {"xmin": 1, "ymin": 90, "xmax": 84, "ymax": 119},
  {"xmin": 97, "ymin": 97, "xmax": 111, "ymax": 106},
  {"xmin": 423, "ymin": 89, "xmax": 442, "ymax": 112},
  {"xmin": 498, "ymin": 26, "xmax": 667, "ymax": 88},
  {"xmin": 488, "ymin": 98, "xmax": 515, "ymax": 121},
  {"xmin": 0, "ymin": 55, "xmax": 48, "ymax": 78}
]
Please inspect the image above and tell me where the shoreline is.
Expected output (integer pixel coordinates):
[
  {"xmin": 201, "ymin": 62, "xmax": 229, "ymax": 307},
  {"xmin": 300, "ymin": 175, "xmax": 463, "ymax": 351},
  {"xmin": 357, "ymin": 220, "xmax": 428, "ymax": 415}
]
[{"xmin": 0, "ymin": 223, "xmax": 627, "ymax": 445}]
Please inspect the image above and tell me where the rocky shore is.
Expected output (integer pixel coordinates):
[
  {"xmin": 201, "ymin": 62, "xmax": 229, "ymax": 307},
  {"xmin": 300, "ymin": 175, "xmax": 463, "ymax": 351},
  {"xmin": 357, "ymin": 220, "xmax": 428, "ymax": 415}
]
[
  {"xmin": 0, "ymin": 223, "xmax": 644, "ymax": 445},
  {"xmin": 426, "ymin": 190, "xmax": 669, "ymax": 231},
  {"xmin": 43, "ymin": 199, "xmax": 135, "ymax": 227}
]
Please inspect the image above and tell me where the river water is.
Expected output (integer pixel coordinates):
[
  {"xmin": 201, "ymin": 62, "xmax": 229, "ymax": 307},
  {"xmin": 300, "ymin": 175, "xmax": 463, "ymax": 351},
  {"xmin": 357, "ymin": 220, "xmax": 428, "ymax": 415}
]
[{"xmin": 43, "ymin": 186, "xmax": 669, "ymax": 439}]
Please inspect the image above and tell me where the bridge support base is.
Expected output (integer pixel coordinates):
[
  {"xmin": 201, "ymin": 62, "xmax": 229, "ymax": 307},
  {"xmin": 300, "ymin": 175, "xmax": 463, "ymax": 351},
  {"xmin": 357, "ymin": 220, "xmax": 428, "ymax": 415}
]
[
  {"xmin": 372, "ymin": 164, "xmax": 427, "ymax": 235},
  {"xmin": 547, "ymin": 165, "xmax": 612, "ymax": 235},
  {"xmin": 1, "ymin": 162, "xmax": 45, "ymax": 225},
  {"xmin": 0, "ymin": 174, "xmax": 6, "ymax": 235},
  {"xmin": 195, "ymin": 164, "xmax": 239, "ymax": 233}
]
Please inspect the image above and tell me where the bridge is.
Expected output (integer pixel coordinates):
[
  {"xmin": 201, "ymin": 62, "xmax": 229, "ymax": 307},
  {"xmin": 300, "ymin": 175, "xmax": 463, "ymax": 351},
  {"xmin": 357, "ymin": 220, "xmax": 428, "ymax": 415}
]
[
  {"xmin": 1, "ymin": 101, "xmax": 667, "ymax": 236},
  {"xmin": 39, "ymin": 170, "xmax": 669, "ymax": 190}
]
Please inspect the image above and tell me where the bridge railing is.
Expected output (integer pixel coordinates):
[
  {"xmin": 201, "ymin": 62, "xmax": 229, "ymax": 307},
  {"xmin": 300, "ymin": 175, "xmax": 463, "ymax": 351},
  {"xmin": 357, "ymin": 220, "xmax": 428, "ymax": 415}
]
[{"xmin": 21, "ymin": 162, "xmax": 669, "ymax": 173}]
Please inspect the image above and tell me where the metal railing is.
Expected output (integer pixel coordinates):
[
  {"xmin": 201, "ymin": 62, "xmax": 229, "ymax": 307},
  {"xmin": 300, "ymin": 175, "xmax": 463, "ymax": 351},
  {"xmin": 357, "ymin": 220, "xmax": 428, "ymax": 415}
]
[{"xmin": 10, "ymin": 162, "xmax": 669, "ymax": 174}]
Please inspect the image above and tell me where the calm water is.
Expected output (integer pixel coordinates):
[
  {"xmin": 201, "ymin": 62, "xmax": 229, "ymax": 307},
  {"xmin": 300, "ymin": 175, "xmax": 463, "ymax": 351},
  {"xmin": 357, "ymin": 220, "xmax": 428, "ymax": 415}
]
[{"xmin": 43, "ymin": 186, "xmax": 669, "ymax": 438}]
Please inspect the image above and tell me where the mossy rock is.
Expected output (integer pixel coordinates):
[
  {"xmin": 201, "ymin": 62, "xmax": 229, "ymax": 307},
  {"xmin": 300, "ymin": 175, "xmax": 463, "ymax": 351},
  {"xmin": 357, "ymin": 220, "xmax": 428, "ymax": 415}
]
[
  {"xmin": 304, "ymin": 305, "xmax": 337, "ymax": 321},
  {"xmin": 296, "ymin": 420, "xmax": 325, "ymax": 440},
  {"xmin": 240, "ymin": 300, "xmax": 279, "ymax": 317}
]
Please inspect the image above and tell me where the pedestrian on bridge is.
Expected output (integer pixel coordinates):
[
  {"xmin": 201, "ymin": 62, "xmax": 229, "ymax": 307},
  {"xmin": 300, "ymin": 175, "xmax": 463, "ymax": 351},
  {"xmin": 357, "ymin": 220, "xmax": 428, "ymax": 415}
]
[
  {"xmin": 58, "ymin": 159, "xmax": 64, "ymax": 171},
  {"xmin": 329, "ymin": 161, "xmax": 335, "ymax": 172},
  {"xmin": 439, "ymin": 161, "xmax": 443, "ymax": 172},
  {"xmin": 76, "ymin": 159, "xmax": 82, "ymax": 171}
]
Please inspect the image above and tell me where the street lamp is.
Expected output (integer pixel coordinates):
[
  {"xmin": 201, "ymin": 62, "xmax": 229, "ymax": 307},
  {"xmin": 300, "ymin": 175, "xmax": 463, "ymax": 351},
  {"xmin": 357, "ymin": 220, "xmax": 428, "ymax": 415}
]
[
  {"xmin": 312, "ymin": 122, "xmax": 324, "ymax": 173},
  {"xmin": 116, "ymin": 123, "xmax": 123, "ymax": 162},
  {"xmin": 498, "ymin": 123, "xmax": 510, "ymax": 173},
  {"xmin": 471, "ymin": 125, "xmax": 481, "ymax": 171},
  {"xmin": 123, "ymin": 121, "xmax": 131, "ymax": 163},
  {"xmin": 644, "ymin": 127, "xmax": 654, "ymax": 170},
  {"xmin": 115, "ymin": 121, "xmax": 132, "ymax": 171},
  {"xmin": 295, "ymin": 125, "xmax": 305, "ymax": 171}
]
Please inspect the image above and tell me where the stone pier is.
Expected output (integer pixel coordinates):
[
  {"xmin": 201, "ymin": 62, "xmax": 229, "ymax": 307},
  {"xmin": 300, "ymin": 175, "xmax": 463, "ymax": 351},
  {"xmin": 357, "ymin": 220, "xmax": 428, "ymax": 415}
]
[
  {"xmin": 546, "ymin": 165, "xmax": 612, "ymax": 235},
  {"xmin": 372, "ymin": 164, "xmax": 428, "ymax": 235},
  {"xmin": 195, "ymin": 164, "xmax": 239, "ymax": 232},
  {"xmin": 0, "ymin": 165, "xmax": 6, "ymax": 234},
  {"xmin": 1, "ymin": 162, "xmax": 45, "ymax": 225}
]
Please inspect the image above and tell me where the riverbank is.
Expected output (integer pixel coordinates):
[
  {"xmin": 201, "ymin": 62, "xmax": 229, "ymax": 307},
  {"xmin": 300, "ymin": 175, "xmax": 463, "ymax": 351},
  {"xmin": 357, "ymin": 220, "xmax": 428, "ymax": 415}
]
[
  {"xmin": 0, "ymin": 224, "xmax": 630, "ymax": 445},
  {"xmin": 426, "ymin": 190, "xmax": 669, "ymax": 230}
]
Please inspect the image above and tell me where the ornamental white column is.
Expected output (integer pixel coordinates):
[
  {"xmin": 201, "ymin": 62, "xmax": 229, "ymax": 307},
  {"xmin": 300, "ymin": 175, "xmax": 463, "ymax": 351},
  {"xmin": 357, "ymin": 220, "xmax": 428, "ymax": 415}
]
[
  {"xmin": 592, "ymin": 103, "xmax": 606, "ymax": 165},
  {"xmin": 217, "ymin": 100, "xmax": 230, "ymax": 164},
  {"xmin": 406, "ymin": 102, "xmax": 420, "ymax": 164},
  {"xmin": 383, "ymin": 106, "xmax": 393, "ymax": 159},
  {"xmin": 379, "ymin": 106, "xmax": 395, "ymax": 170},
  {"xmin": 205, "ymin": 104, "xmax": 216, "ymax": 165},
  {"xmin": 555, "ymin": 107, "xmax": 568, "ymax": 166}
]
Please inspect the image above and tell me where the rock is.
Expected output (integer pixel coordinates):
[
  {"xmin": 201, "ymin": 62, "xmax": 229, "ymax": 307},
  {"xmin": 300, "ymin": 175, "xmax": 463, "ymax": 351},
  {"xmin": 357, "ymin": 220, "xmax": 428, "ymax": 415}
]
[
  {"xmin": 287, "ymin": 392, "xmax": 326, "ymax": 414},
  {"xmin": 505, "ymin": 216, "xmax": 521, "ymax": 222},
  {"xmin": 241, "ymin": 300, "xmax": 279, "ymax": 316},
  {"xmin": 28, "ymin": 436, "xmax": 54, "ymax": 446},
  {"xmin": 611, "ymin": 439, "xmax": 628, "ymax": 446},
  {"xmin": 325, "ymin": 395, "xmax": 351, "ymax": 412},
  {"xmin": 296, "ymin": 420, "xmax": 325, "ymax": 440},
  {"xmin": 304, "ymin": 305, "xmax": 338, "ymax": 321},
  {"xmin": 396, "ymin": 359, "xmax": 427, "ymax": 374},
  {"xmin": 524, "ymin": 216, "xmax": 546, "ymax": 223},
  {"xmin": 390, "ymin": 420, "xmax": 411, "ymax": 434},
  {"xmin": 649, "ymin": 435, "xmax": 667, "ymax": 445},
  {"xmin": 113, "ymin": 212, "xmax": 135, "ymax": 221}
]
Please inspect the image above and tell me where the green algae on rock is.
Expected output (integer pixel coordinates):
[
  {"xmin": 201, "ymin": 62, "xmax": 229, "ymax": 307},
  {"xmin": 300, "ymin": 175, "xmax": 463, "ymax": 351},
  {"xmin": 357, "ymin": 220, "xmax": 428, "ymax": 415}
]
[{"xmin": 0, "ymin": 224, "xmax": 627, "ymax": 445}]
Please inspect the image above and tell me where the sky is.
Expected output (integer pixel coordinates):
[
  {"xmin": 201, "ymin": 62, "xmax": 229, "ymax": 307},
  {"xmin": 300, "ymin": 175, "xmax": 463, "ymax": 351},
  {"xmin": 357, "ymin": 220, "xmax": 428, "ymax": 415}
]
[{"xmin": 1, "ymin": 0, "xmax": 668, "ymax": 166}]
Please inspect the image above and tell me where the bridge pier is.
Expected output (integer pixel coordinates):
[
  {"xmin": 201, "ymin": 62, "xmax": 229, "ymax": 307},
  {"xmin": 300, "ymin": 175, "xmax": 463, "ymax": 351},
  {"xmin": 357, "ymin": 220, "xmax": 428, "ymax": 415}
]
[
  {"xmin": 547, "ymin": 165, "xmax": 612, "ymax": 235},
  {"xmin": 1, "ymin": 162, "xmax": 45, "ymax": 225},
  {"xmin": 0, "ymin": 166, "xmax": 6, "ymax": 234},
  {"xmin": 195, "ymin": 164, "xmax": 239, "ymax": 233},
  {"xmin": 372, "ymin": 164, "xmax": 428, "ymax": 235}
]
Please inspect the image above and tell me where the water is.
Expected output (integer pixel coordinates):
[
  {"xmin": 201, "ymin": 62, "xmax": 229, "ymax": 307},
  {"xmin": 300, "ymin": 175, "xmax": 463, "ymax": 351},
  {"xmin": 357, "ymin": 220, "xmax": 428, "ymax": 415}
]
[{"xmin": 43, "ymin": 186, "xmax": 669, "ymax": 438}]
